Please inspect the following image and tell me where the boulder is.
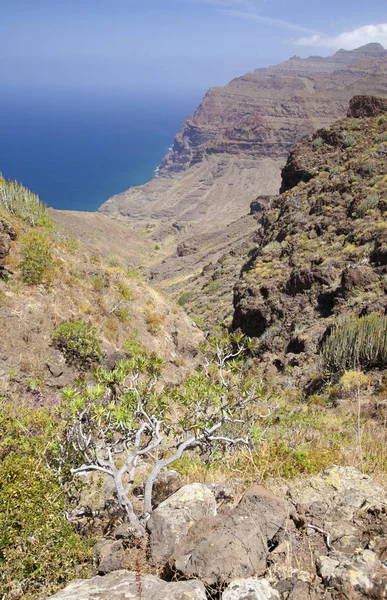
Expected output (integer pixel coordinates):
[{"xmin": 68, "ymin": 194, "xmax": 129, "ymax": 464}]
[
  {"xmin": 222, "ymin": 578, "xmax": 280, "ymax": 600},
  {"xmin": 147, "ymin": 482, "xmax": 217, "ymax": 564},
  {"xmin": 170, "ymin": 485, "xmax": 288, "ymax": 585},
  {"xmin": 151, "ymin": 469, "xmax": 182, "ymax": 508},
  {"xmin": 94, "ymin": 539, "xmax": 127, "ymax": 575},
  {"xmin": 46, "ymin": 569, "xmax": 207, "ymax": 600},
  {"xmin": 317, "ymin": 549, "xmax": 387, "ymax": 598},
  {"xmin": 347, "ymin": 94, "xmax": 387, "ymax": 118},
  {"xmin": 288, "ymin": 466, "xmax": 387, "ymax": 552}
]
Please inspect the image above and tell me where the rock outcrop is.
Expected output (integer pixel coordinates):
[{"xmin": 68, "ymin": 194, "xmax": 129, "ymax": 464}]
[
  {"xmin": 169, "ymin": 485, "xmax": 288, "ymax": 585},
  {"xmin": 222, "ymin": 579, "xmax": 280, "ymax": 600},
  {"xmin": 46, "ymin": 570, "xmax": 207, "ymax": 600},
  {"xmin": 48, "ymin": 466, "xmax": 387, "ymax": 600},
  {"xmin": 147, "ymin": 483, "xmax": 217, "ymax": 563},
  {"xmin": 233, "ymin": 95, "xmax": 387, "ymax": 380}
]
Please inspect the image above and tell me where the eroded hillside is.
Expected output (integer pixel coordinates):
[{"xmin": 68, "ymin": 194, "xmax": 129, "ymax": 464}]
[
  {"xmin": 0, "ymin": 180, "xmax": 203, "ymax": 400},
  {"xmin": 234, "ymin": 95, "xmax": 387, "ymax": 384}
]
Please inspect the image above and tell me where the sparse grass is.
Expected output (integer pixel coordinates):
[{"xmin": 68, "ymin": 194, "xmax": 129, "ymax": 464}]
[{"xmin": 145, "ymin": 312, "xmax": 163, "ymax": 333}]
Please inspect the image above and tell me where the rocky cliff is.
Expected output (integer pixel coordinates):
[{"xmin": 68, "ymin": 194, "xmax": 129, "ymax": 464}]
[
  {"xmin": 99, "ymin": 44, "xmax": 387, "ymax": 243},
  {"xmin": 233, "ymin": 95, "xmax": 387, "ymax": 382}
]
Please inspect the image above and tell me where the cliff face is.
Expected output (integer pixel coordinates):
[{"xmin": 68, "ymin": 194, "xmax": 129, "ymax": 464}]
[
  {"xmin": 100, "ymin": 44, "xmax": 387, "ymax": 244},
  {"xmin": 159, "ymin": 45, "xmax": 387, "ymax": 177},
  {"xmin": 233, "ymin": 95, "xmax": 387, "ymax": 381}
]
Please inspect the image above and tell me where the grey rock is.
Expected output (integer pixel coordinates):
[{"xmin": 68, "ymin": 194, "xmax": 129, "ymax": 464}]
[
  {"xmin": 113, "ymin": 522, "xmax": 133, "ymax": 540},
  {"xmin": 94, "ymin": 539, "xmax": 126, "ymax": 575},
  {"xmin": 46, "ymin": 569, "xmax": 207, "ymax": 599},
  {"xmin": 288, "ymin": 465, "xmax": 387, "ymax": 553},
  {"xmin": 317, "ymin": 549, "xmax": 387, "ymax": 598},
  {"xmin": 152, "ymin": 469, "xmax": 182, "ymax": 508},
  {"xmin": 222, "ymin": 578, "xmax": 280, "ymax": 600},
  {"xmin": 147, "ymin": 482, "xmax": 217, "ymax": 564},
  {"xmin": 170, "ymin": 484, "xmax": 288, "ymax": 585}
]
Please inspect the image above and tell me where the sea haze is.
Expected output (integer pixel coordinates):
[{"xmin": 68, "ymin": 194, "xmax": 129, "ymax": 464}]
[{"xmin": 0, "ymin": 87, "xmax": 200, "ymax": 212}]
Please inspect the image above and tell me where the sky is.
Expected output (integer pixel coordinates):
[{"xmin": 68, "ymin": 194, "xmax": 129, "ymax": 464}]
[{"xmin": 1, "ymin": 0, "xmax": 387, "ymax": 95}]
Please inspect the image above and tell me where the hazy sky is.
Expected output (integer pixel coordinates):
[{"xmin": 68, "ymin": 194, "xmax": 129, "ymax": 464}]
[{"xmin": 1, "ymin": 0, "xmax": 387, "ymax": 94}]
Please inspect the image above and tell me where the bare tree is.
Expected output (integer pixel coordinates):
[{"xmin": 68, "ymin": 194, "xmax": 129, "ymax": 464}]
[{"xmin": 60, "ymin": 337, "xmax": 269, "ymax": 536}]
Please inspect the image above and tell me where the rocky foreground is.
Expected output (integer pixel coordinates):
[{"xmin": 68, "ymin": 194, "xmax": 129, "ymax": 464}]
[{"xmin": 48, "ymin": 466, "xmax": 387, "ymax": 599}]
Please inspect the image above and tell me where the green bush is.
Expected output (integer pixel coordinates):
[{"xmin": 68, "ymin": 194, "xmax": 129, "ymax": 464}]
[
  {"xmin": 0, "ymin": 398, "xmax": 89, "ymax": 599},
  {"xmin": 52, "ymin": 320, "xmax": 102, "ymax": 367},
  {"xmin": 20, "ymin": 232, "xmax": 53, "ymax": 284},
  {"xmin": 342, "ymin": 134, "xmax": 356, "ymax": 147},
  {"xmin": 355, "ymin": 193, "xmax": 379, "ymax": 217},
  {"xmin": 178, "ymin": 291, "xmax": 195, "ymax": 306},
  {"xmin": 322, "ymin": 313, "xmax": 387, "ymax": 373},
  {"xmin": 203, "ymin": 279, "xmax": 221, "ymax": 294},
  {"xmin": 312, "ymin": 136, "xmax": 324, "ymax": 148}
]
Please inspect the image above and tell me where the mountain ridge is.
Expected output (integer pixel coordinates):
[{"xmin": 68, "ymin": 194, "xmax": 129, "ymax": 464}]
[{"xmin": 99, "ymin": 46, "xmax": 387, "ymax": 239}]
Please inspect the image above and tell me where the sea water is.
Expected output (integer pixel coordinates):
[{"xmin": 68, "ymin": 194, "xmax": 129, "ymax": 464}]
[{"xmin": 0, "ymin": 87, "xmax": 199, "ymax": 211}]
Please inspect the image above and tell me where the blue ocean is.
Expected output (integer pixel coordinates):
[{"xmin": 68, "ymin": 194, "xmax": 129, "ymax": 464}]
[{"xmin": 0, "ymin": 87, "xmax": 200, "ymax": 212}]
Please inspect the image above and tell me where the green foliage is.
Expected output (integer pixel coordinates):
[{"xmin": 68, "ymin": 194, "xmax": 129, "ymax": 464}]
[
  {"xmin": 0, "ymin": 175, "xmax": 49, "ymax": 226},
  {"xmin": 20, "ymin": 231, "xmax": 53, "ymax": 284},
  {"xmin": 376, "ymin": 132, "xmax": 387, "ymax": 143},
  {"xmin": 355, "ymin": 193, "xmax": 379, "ymax": 217},
  {"xmin": 312, "ymin": 136, "xmax": 324, "ymax": 148},
  {"xmin": 203, "ymin": 279, "xmax": 221, "ymax": 293},
  {"xmin": 52, "ymin": 320, "xmax": 102, "ymax": 367},
  {"xmin": 261, "ymin": 241, "xmax": 281, "ymax": 255},
  {"xmin": 0, "ymin": 397, "xmax": 89, "ymax": 599},
  {"xmin": 92, "ymin": 273, "xmax": 108, "ymax": 291},
  {"xmin": 322, "ymin": 313, "xmax": 387, "ymax": 373},
  {"xmin": 117, "ymin": 282, "xmax": 132, "ymax": 300},
  {"xmin": 178, "ymin": 290, "xmax": 195, "ymax": 306},
  {"xmin": 342, "ymin": 133, "xmax": 356, "ymax": 147},
  {"xmin": 126, "ymin": 268, "xmax": 139, "ymax": 278}
]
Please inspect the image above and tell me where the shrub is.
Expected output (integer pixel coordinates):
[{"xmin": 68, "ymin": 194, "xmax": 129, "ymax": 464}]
[
  {"xmin": 355, "ymin": 193, "xmax": 380, "ymax": 217},
  {"xmin": 261, "ymin": 241, "xmax": 281, "ymax": 255},
  {"xmin": 312, "ymin": 136, "xmax": 324, "ymax": 148},
  {"xmin": 178, "ymin": 291, "xmax": 195, "ymax": 306},
  {"xmin": 20, "ymin": 232, "xmax": 53, "ymax": 284},
  {"xmin": 203, "ymin": 279, "xmax": 221, "ymax": 293},
  {"xmin": 92, "ymin": 273, "xmax": 108, "ymax": 292},
  {"xmin": 52, "ymin": 320, "xmax": 102, "ymax": 367},
  {"xmin": 322, "ymin": 313, "xmax": 387, "ymax": 373},
  {"xmin": 126, "ymin": 269, "xmax": 139, "ymax": 278},
  {"xmin": 145, "ymin": 312, "xmax": 163, "ymax": 333},
  {"xmin": 117, "ymin": 282, "xmax": 132, "ymax": 300},
  {"xmin": 376, "ymin": 132, "xmax": 387, "ymax": 143},
  {"xmin": 342, "ymin": 134, "xmax": 356, "ymax": 148},
  {"xmin": 0, "ymin": 398, "xmax": 90, "ymax": 598}
]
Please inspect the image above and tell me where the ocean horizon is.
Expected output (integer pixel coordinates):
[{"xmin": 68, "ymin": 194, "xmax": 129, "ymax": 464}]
[{"xmin": 0, "ymin": 87, "xmax": 200, "ymax": 212}]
